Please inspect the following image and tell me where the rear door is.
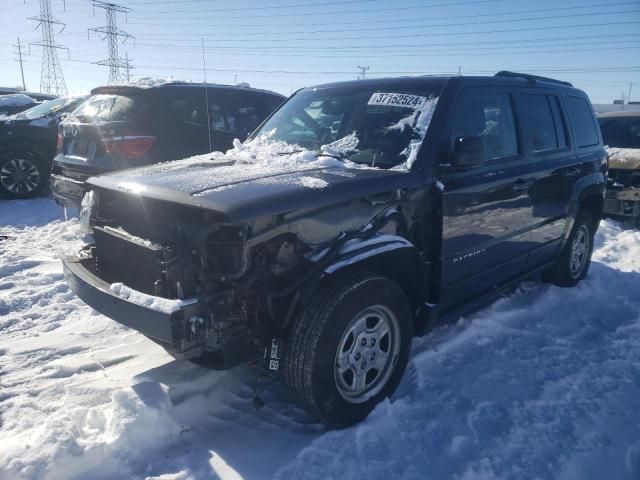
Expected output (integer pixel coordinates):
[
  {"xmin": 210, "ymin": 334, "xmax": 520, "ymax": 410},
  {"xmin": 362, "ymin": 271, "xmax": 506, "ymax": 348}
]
[
  {"xmin": 526, "ymin": 93, "xmax": 603, "ymax": 266},
  {"xmin": 518, "ymin": 92, "xmax": 575, "ymax": 265},
  {"xmin": 210, "ymin": 90, "xmax": 272, "ymax": 151},
  {"xmin": 439, "ymin": 88, "xmax": 537, "ymax": 308},
  {"xmin": 155, "ymin": 88, "xmax": 212, "ymax": 159}
]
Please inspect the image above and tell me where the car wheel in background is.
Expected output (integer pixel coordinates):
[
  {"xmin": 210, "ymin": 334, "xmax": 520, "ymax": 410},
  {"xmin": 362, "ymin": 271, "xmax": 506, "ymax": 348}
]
[{"xmin": 0, "ymin": 153, "xmax": 48, "ymax": 200}]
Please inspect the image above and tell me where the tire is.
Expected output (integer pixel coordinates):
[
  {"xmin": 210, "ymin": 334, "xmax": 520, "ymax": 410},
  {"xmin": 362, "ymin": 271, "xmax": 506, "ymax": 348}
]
[
  {"xmin": 0, "ymin": 152, "xmax": 49, "ymax": 199},
  {"xmin": 544, "ymin": 210, "xmax": 595, "ymax": 287},
  {"xmin": 284, "ymin": 271, "xmax": 412, "ymax": 428}
]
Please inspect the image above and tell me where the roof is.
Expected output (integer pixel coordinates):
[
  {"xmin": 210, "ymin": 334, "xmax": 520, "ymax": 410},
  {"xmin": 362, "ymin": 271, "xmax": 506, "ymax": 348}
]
[
  {"xmin": 305, "ymin": 72, "xmax": 579, "ymax": 93},
  {"xmin": 91, "ymin": 80, "xmax": 284, "ymax": 98},
  {"xmin": 598, "ymin": 110, "xmax": 640, "ymax": 118}
]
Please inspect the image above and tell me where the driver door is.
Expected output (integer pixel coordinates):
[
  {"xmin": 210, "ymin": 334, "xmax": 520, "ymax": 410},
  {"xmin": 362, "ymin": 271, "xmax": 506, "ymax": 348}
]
[{"xmin": 438, "ymin": 90, "xmax": 537, "ymax": 309}]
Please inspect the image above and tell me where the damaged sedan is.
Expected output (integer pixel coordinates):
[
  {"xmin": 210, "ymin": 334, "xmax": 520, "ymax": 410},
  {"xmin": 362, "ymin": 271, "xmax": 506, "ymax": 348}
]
[{"xmin": 63, "ymin": 73, "xmax": 606, "ymax": 427}]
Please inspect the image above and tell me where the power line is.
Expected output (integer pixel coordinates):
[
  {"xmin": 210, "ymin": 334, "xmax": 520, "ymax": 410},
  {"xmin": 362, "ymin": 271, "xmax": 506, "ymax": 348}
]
[
  {"xmin": 357, "ymin": 65, "xmax": 370, "ymax": 80},
  {"xmin": 28, "ymin": 0, "xmax": 68, "ymax": 95},
  {"xmin": 89, "ymin": 1, "xmax": 134, "ymax": 84}
]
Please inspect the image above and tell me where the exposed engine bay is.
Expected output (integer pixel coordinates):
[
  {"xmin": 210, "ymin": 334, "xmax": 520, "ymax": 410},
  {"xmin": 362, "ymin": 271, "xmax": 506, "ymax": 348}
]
[{"xmin": 77, "ymin": 186, "xmax": 425, "ymax": 367}]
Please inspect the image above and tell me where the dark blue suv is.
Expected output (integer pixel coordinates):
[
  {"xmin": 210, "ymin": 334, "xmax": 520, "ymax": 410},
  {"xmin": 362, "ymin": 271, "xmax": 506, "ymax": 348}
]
[{"xmin": 62, "ymin": 71, "xmax": 606, "ymax": 427}]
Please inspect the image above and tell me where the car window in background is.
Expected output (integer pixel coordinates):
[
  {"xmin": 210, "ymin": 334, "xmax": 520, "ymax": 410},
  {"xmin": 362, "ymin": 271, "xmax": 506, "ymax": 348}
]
[
  {"xmin": 564, "ymin": 96, "xmax": 599, "ymax": 148},
  {"xmin": 452, "ymin": 93, "xmax": 518, "ymax": 161},
  {"xmin": 522, "ymin": 95, "xmax": 560, "ymax": 152},
  {"xmin": 69, "ymin": 94, "xmax": 146, "ymax": 122},
  {"xmin": 599, "ymin": 118, "xmax": 640, "ymax": 148}
]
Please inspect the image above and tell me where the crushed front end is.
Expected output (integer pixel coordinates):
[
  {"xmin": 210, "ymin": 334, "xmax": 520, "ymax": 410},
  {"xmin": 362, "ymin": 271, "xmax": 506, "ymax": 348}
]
[{"xmin": 604, "ymin": 149, "xmax": 640, "ymax": 223}]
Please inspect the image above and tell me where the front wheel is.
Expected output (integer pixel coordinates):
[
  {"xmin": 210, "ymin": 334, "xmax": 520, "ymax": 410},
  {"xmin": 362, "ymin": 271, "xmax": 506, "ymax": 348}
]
[
  {"xmin": 284, "ymin": 271, "xmax": 412, "ymax": 428},
  {"xmin": 0, "ymin": 153, "xmax": 49, "ymax": 199},
  {"xmin": 544, "ymin": 210, "xmax": 595, "ymax": 287}
]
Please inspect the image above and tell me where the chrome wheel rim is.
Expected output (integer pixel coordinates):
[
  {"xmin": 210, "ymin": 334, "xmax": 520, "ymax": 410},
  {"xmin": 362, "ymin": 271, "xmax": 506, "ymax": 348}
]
[
  {"xmin": 0, "ymin": 158, "xmax": 40, "ymax": 194},
  {"xmin": 334, "ymin": 304, "xmax": 401, "ymax": 404},
  {"xmin": 569, "ymin": 225, "xmax": 589, "ymax": 278}
]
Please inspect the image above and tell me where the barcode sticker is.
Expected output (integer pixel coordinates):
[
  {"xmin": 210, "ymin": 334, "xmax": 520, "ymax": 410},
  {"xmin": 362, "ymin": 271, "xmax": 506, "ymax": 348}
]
[{"xmin": 367, "ymin": 92, "xmax": 429, "ymax": 109}]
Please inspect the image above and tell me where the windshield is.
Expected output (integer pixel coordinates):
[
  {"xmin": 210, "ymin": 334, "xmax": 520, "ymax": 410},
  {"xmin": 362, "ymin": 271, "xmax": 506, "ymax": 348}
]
[
  {"xmin": 252, "ymin": 85, "xmax": 440, "ymax": 169},
  {"xmin": 16, "ymin": 97, "xmax": 78, "ymax": 120},
  {"xmin": 599, "ymin": 117, "xmax": 640, "ymax": 149}
]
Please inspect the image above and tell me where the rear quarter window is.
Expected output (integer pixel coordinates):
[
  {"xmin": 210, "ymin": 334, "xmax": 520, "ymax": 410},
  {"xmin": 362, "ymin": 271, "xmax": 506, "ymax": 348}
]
[
  {"xmin": 564, "ymin": 95, "xmax": 599, "ymax": 148},
  {"xmin": 71, "ymin": 94, "xmax": 146, "ymax": 122}
]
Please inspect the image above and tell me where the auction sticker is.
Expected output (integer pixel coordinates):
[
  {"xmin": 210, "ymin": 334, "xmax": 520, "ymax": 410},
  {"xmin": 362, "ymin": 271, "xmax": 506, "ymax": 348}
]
[{"xmin": 368, "ymin": 92, "xmax": 429, "ymax": 109}]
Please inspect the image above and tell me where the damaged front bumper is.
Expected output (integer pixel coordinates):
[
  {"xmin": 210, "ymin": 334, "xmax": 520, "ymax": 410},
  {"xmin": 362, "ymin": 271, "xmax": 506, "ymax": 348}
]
[
  {"xmin": 603, "ymin": 186, "xmax": 640, "ymax": 219},
  {"xmin": 62, "ymin": 253, "xmax": 205, "ymax": 358}
]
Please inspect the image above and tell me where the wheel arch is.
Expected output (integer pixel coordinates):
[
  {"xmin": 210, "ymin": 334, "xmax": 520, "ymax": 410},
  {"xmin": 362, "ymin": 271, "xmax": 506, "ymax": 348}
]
[{"xmin": 319, "ymin": 244, "xmax": 427, "ymax": 333}]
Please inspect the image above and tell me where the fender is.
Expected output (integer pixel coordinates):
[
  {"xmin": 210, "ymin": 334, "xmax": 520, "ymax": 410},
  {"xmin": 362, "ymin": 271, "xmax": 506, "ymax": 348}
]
[
  {"xmin": 562, "ymin": 171, "xmax": 606, "ymax": 245},
  {"xmin": 321, "ymin": 234, "xmax": 429, "ymax": 331}
]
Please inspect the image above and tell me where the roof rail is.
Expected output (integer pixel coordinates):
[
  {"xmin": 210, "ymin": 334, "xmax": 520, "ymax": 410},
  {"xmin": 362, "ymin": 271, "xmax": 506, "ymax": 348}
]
[{"xmin": 494, "ymin": 71, "xmax": 573, "ymax": 87}]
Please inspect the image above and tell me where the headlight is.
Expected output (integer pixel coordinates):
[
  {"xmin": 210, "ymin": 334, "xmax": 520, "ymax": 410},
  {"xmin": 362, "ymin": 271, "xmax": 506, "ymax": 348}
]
[{"xmin": 79, "ymin": 190, "xmax": 96, "ymax": 235}]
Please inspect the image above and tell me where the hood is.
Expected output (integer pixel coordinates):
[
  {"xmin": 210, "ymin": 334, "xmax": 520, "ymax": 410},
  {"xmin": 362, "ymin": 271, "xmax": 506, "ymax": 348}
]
[
  {"xmin": 87, "ymin": 156, "xmax": 421, "ymax": 223},
  {"xmin": 607, "ymin": 147, "xmax": 640, "ymax": 170}
]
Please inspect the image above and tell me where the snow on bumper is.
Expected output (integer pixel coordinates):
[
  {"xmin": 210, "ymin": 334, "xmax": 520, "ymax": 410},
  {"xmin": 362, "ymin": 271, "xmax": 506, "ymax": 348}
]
[{"xmin": 62, "ymin": 254, "xmax": 202, "ymax": 351}]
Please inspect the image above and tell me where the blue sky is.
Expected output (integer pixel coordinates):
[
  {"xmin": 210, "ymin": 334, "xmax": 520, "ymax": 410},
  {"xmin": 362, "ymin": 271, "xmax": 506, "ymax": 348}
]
[{"xmin": 0, "ymin": 0, "xmax": 638, "ymax": 103}]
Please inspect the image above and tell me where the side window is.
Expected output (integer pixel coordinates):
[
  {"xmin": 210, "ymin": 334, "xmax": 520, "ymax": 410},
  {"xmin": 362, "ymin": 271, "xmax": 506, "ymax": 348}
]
[
  {"xmin": 452, "ymin": 93, "xmax": 518, "ymax": 161},
  {"xmin": 599, "ymin": 118, "xmax": 640, "ymax": 149},
  {"xmin": 549, "ymin": 96, "xmax": 567, "ymax": 148},
  {"xmin": 226, "ymin": 104, "xmax": 262, "ymax": 136},
  {"xmin": 168, "ymin": 97, "xmax": 208, "ymax": 133},
  {"xmin": 564, "ymin": 95, "xmax": 599, "ymax": 148},
  {"xmin": 209, "ymin": 103, "xmax": 228, "ymax": 131},
  {"xmin": 522, "ymin": 94, "xmax": 559, "ymax": 152}
]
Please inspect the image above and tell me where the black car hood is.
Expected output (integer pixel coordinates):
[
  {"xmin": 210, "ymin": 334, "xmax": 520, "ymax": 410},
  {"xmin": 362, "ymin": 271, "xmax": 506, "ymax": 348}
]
[{"xmin": 88, "ymin": 157, "xmax": 421, "ymax": 223}]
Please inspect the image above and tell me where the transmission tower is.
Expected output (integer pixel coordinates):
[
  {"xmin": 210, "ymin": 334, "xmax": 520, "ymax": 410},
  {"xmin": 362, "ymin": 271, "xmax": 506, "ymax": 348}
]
[
  {"xmin": 357, "ymin": 65, "xmax": 370, "ymax": 80},
  {"xmin": 89, "ymin": 1, "xmax": 134, "ymax": 84},
  {"xmin": 28, "ymin": 0, "xmax": 68, "ymax": 95}
]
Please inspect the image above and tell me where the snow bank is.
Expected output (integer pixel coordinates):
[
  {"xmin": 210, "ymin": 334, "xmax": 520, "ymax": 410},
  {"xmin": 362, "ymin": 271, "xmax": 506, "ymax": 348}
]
[
  {"xmin": 0, "ymin": 93, "xmax": 35, "ymax": 107},
  {"xmin": 607, "ymin": 147, "xmax": 640, "ymax": 169},
  {"xmin": 1, "ymin": 199, "xmax": 640, "ymax": 480},
  {"xmin": 109, "ymin": 283, "xmax": 197, "ymax": 314}
]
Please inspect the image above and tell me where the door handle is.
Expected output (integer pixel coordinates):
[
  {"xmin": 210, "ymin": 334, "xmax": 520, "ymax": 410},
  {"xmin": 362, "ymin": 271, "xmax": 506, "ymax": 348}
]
[
  {"xmin": 564, "ymin": 166, "xmax": 581, "ymax": 177},
  {"xmin": 512, "ymin": 179, "xmax": 534, "ymax": 191}
]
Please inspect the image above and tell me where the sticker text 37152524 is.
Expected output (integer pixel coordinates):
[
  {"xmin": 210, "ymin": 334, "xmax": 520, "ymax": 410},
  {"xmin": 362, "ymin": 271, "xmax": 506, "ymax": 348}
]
[{"xmin": 367, "ymin": 92, "xmax": 428, "ymax": 109}]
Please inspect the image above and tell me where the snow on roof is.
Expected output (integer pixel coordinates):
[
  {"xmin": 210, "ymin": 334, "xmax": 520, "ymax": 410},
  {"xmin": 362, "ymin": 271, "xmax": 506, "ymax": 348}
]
[
  {"xmin": 92, "ymin": 77, "xmax": 283, "ymax": 97},
  {"xmin": 0, "ymin": 93, "xmax": 36, "ymax": 107}
]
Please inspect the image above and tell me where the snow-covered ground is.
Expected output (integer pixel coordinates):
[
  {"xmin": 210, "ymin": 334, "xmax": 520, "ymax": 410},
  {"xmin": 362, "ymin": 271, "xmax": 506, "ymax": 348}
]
[{"xmin": 1, "ymin": 198, "xmax": 639, "ymax": 480}]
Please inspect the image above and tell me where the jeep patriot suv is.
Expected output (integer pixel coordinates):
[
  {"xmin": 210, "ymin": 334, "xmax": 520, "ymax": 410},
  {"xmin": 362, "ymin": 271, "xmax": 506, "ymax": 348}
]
[{"xmin": 63, "ymin": 72, "xmax": 606, "ymax": 427}]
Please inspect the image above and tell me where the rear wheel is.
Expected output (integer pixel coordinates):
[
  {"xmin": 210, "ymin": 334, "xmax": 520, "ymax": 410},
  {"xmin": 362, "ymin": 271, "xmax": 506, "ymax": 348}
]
[
  {"xmin": 284, "ymin": 271, "xmax": 412, "ymax": 427},
  {"xmin": 0, "ymin": 153, "xmax": 48, "ymax": 199},
  {"xmin": 544, "ymin": 210, "xmax": 595, "ymax": 287}
]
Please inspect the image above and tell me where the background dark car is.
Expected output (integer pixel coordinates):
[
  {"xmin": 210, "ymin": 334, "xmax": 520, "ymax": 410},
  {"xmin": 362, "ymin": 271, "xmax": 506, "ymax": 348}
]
[
  {"xmin": 598, "ymin": 111, "xmax": 640, "ymax": 224},
  {"xmin": 51, "ymin": 82, "xmax": 285, "ymax": 208},
  {"xmin": 0, "ymin": 91, "xmax": 59, "ymax": 117},
  {"xmin": 0, "ymin": 96, "xmax": 86, "ymax": 199}
]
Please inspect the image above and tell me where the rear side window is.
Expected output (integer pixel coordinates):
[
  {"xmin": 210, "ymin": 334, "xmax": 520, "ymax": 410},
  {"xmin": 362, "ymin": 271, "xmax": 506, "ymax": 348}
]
[
  {"xmin": 71, "ymin": 94, "xmax": 145, "ymax": 122},
  {"xmin": 599, "ymin": 117, "xmax": 640, "ymax": 148},
  {"xmin": 452, "ymin": 93, "xmax": 518, "ymax": 161},
  {"xmin": 522, "ymin": 95, "xmax": 559, "ymax": 152},
  {"xmin": 564, "ymin": 95, "xmax": 599, "ymax": 148}
]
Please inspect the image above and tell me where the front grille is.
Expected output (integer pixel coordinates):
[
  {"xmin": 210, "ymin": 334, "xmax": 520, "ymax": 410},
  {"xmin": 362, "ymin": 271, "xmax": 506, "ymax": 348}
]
[{"xmin": 93, "ymin": 226, "xmax": 164, "ymax": 296}]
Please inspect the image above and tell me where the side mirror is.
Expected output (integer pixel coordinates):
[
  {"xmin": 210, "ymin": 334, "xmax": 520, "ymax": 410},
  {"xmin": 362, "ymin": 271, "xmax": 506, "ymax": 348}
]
[{"xmin": 451, "ymin": 135, "xmax": 485, "ymax": 167}]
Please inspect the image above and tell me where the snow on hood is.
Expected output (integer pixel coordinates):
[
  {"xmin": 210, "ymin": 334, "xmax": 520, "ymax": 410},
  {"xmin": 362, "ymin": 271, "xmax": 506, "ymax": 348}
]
[
  {"xmin": 607, "ymin": 147, "xmax": 640, "ymax": 169},
  {"xmin": 0, "ymin": 93, "xmax": 35, "ymax": 107}
]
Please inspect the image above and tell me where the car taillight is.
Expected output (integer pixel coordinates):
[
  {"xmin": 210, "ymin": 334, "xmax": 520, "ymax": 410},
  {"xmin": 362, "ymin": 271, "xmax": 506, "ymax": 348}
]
[
  {"xmin": 56, "ymin": 131, "xmax": 63, "ymax": 153},
  {"xmin": 103, "ymin": 136, "xmax": 156, "ymax": 160}
]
